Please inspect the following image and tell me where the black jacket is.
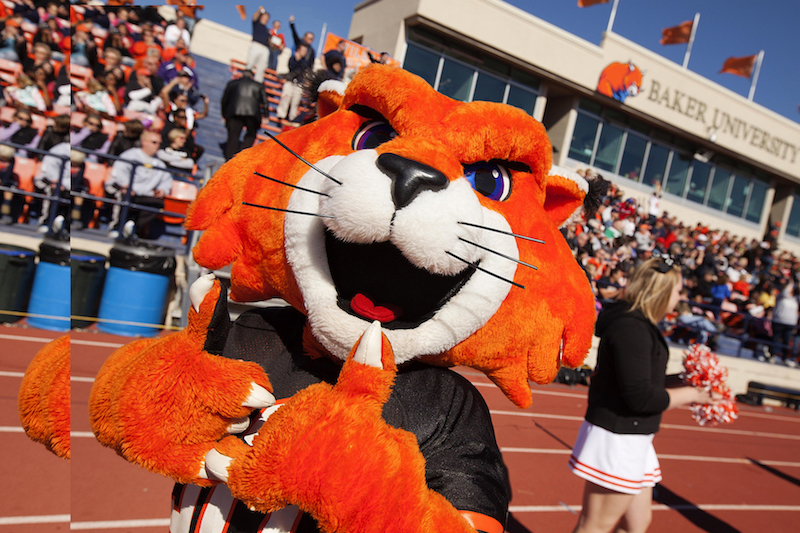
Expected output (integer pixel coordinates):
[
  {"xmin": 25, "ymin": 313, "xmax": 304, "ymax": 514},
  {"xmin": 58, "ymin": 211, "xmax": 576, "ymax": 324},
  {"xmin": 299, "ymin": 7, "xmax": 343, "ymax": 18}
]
[
  {"xmin": 220, "ymin": 76, "xmax": 268, "ymax": 120},
  {"xmin": 585, "ymin": 300, "xmax": 671, "ymax": 434}
]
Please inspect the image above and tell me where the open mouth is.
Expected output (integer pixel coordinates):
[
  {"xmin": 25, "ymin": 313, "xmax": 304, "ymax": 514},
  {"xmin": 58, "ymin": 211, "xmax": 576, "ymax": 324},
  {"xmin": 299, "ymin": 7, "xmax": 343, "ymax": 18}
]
[{"xmin": 325, "ymin": 230, "xmax": 476, "ymax": 329}]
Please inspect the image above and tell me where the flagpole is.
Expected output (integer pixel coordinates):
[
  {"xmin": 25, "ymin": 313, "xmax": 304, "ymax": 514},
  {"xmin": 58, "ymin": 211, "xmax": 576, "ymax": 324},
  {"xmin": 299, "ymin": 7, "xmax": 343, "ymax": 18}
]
[
  {"xmin": 682, "ymin": 12, "xmax": 700, "ymax": 69},
  {"xmin": 606, "ymin": 0, "xmax": 620, "ymax": 34},
  {"xmin": 748, "ymin": 50, "xmax": 764, "ymax": 101}
]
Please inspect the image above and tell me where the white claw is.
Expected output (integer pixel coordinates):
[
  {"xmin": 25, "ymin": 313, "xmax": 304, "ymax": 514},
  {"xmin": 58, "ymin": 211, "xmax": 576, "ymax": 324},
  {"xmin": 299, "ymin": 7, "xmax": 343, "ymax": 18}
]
[
  {"xmin": 353, "ymin": 320, "xmax": 383, "ymax": 369},
  {"xmin": 204, "ymin": 449, "xmax": 233, "ymax": 482},
  {"xmin": 197, "ymin": 460, "xmax": 209, "ymax": 480},
  {"xmin": 243, "ymin": 383, "xmax": 276, "ymax": 409},
  {"xmin": 226, "ymin": 416, "xmax": 251, "ymax": 434},
  {"xmin": 190, "ymin": 273, "xmax": 217, "ymax": 312}
]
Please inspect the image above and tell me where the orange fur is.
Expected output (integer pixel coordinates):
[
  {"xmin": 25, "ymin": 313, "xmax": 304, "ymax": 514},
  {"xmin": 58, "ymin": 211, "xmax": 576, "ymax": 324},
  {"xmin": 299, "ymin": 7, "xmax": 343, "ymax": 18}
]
[{"xmin": 18, "ymin": 335, "xmax": 71, "ymax": 460}]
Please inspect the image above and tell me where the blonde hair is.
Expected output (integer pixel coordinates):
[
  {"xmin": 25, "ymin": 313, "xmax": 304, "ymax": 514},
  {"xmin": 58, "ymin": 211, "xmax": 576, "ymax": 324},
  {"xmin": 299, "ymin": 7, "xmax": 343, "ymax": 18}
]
[{"xmin": 624, "ymin": 257, "xmax": 681, "ymax": 324}]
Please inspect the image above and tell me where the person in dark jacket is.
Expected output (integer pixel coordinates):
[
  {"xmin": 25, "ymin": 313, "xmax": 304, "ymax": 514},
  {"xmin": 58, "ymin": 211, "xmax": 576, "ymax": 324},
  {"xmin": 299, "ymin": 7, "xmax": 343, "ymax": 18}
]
[
  {"xmin": 569, "ymin": 256, "xmax": 718, "ymax": 533},
  {"xmin": 220, "ymin": 69, "xmax": 269, "ymax": 160}
]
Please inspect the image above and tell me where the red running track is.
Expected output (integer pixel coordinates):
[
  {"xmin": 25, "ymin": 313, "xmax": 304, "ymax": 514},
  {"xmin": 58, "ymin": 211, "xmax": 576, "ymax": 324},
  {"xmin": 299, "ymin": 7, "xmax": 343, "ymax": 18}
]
[{"xmin": 2, "ymin": 324, "xmax": 799, "ymax": 532}]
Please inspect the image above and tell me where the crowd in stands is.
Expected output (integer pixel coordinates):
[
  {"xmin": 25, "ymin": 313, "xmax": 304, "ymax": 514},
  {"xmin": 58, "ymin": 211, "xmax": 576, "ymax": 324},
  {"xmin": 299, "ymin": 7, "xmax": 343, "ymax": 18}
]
[
  {"xmin": 564, "ymin": 169, "xmax": 800, "ymax": 368},
  {"xmin": 0, "ymin": 1, "xmax": 204, "ymax": 240}
]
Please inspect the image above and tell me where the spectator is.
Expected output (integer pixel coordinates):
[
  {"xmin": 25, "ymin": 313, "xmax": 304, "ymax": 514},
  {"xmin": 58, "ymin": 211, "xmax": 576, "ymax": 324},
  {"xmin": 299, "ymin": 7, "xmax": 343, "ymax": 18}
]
[
  {"xmin": 157, "ymin": 47, "xmax": 197, "ymax": 87},
  {"xmin": 108, "ymin": 119, "xmax": 144, "ymax": 157},
  {"xmin": 34, "ymin": 19, "xmax": 64, "ymax": 56},
  {"xmin": 0, "ymin": 109, "xmax": 40, "ymax": 154},
  {"xmin": 71, "ymin": 23, "xmax": 97, "ymax": 67},
  {"xmin": 246, "ymin": 6, "xmax": 271, "ymax": 83},
  {"xmin": 220, "ymin": 68, "xmax": 268, "ymax": 160},
  {"xmin": 125, "ymin": 55, "xmax": 164, "ymax": 114},
  {"xmin": 597, "ymin": 267, "xmax": 627, "ymax": 306},
  {"xmin": 104, "ymin": 26, "xmax": 133, "ymax": 60},
  {"xmin": 0, "ymin": 19, "xmax": 26, "ymax": 62},
  {"xmin": 76, "ymin": 75, "xmax": 123, "ymax": 118},
  {"xmin": 268, "ymin": 19, "xmax": 285, "ymax": 72},
  {"xmin": 71, "ymin": 113, "xmax": 110, "ymax": 160},
  {"xmin": 275, "ymin": 43, "xmax": 312, "ymax": 124},
  {"xmin": 37, "ymin": 114, "xmax": 70, "ymax": 153},
  {"xmin": 22, "ymin": 42, "xmax": 56, "ymax": 85},
  {"xmin": 163, "ymin": 14, "xmax": 191, "ymax": 48},
  {"xmin": 648, "ymin": 181, "xmax": 662, "ymax": 225},
  {"xmin": 161, "ymin": 67, "xmax": 201, "ymax": 108},
  {"xmin": 4, "ymin": 71, "xmax": 50, "ymax": 111},
  {"xmin": 164, "ymin": 86, "xmax": 208, "ymax": 130},
  {"xmin": 130, "ymin": 23, "xmax": 163, "ymax": 63},
  {"xmin": 162, "ymin": 109, "xmax": 203, "ymax": 162},
  {"xmin": 0, "ymin": 144, "xmax": 20, "ymax": 224},
  {"xmin": 106, "ymin": 129, "xmax": 173, "ymax": 238},
  {"xmin": 157, "ymin": 128, "xmax": 194, "ymax": 171},
  {"xmin": 771, "ymin": 283, "xmax": 799, "ymax": 366},
  {"xmin": 34, "ymin": 142, "xmax": 71, "ymax": 232},
  {"xmin": 322, "ymin": 39, "xmax": 347, "ymax": 80},
  {"xmin": 288, "ymin": 14, "xmax": 315, "ymax": 65},
  {"xmin": 92, "ymin": 46, "xmax": 126, "ymax": 86}
]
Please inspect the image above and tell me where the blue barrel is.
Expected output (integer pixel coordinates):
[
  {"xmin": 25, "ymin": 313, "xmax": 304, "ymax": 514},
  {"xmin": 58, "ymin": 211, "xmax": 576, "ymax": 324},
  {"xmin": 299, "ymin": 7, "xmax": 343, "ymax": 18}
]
[
  {"xmin": 27, "ymin": 236, "xmax": 70, "ymax": 332},
  {"xmin": 97, "ymin": 241, "xmax": 176, "ymax": 337},
  {"xmin": 0, "ymin": 244, "xmax": 37, "ymax": 323}
]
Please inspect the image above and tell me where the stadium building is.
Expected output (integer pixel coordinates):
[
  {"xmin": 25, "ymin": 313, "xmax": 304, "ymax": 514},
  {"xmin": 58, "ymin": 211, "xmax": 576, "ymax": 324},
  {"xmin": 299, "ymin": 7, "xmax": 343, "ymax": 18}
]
[{"xmin": 347, "ymin": 0, "xmax": 800, "ymax": 252}]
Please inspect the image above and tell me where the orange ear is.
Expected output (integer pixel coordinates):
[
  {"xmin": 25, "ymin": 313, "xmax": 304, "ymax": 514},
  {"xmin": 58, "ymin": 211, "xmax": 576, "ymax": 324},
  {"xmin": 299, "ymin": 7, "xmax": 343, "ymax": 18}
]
[
  {"xmin": 317, "ymin": 80, "xmax": 346, "ymax": 119},
  {"xmin": 544, "ymin": 166, "xmax": 588, "ymax": 228}
]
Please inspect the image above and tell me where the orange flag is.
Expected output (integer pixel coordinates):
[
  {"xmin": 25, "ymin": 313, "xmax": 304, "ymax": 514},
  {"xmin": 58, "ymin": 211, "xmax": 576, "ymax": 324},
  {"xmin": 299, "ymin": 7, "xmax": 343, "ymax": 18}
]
[
  {"xmin": 719, "ymin": 55, "xmax": 757, "ymax": 78},
  {"xmin": 578, "ymin": 0, "xmax": 609, "ymax": 7},
  {"xmin": 236, "ymin": 5, "xmax": 246, "ymax": 20},
  {"xmin": 660, "ymin": 21, "xmax": 693, "ymax": 45}
]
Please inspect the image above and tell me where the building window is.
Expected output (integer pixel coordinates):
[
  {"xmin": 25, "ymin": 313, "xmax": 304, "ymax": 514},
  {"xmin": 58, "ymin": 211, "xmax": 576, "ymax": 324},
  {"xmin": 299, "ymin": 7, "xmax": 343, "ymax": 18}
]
[
  {"xmin": 402, "ymin": 37, "xmax": 540, "ymax": 114},
  {"xmin": 745, "ymin": 180, "xmax": 768, "ymax": 223},
  {"xmin": 594, "ymin": 123, "xmax": 623, "ymax": 173},
  {"xmin": 618, "ymin": 133, "xmax": 647, "ymax": 182},
  {"xmin": 568, "ymin": 113, "xmax": 599, "ymax": 164},
  {"xmin": 643, "ymin": 144, "xmax": 669, "ymax": 188},
  {"xmin": 786, "ymin": 194, "xmax": 800, "ymax": 237},
  {"xmin": 664, "ymin": 152, "xmax": 691, "ymax": 197},
  {"xmin": 707, "ymin": 169, "xmax": 731, "ymax": 211},
  {"xmin": 403, "ymin": 43, "xmax": 440, "ymax": 87},
  {"xmin": 726, "ymin": 175, "xmax": 749, "ymax": 218},
  {"xmin": 687, "ymin": 161, "xmax": 711, "ymax": 205},
  {"xmin": 473, "ymin": 73, "xmax": 506, "ymax": 103}
]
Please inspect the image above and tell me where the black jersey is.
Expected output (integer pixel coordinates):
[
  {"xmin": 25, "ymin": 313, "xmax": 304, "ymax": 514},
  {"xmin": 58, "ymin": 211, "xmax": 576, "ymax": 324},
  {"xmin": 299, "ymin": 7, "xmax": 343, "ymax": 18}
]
[{"xmin": 171, "ymin": 305, "xmax": 510, "ymax": 533}]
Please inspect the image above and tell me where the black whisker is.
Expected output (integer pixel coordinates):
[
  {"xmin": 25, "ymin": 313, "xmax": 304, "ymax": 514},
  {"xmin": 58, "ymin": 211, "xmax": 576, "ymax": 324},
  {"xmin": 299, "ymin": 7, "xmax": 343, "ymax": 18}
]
[
  {"xmin": 458, "ymin": 221, "xmax": 545, "ymax": 244},
  {"xmin": 458, "ymin": 237, "xmax": 538, "ymax": 270},
  {"xmin": 261, "ymin": 130, "xmax": 342, "ymax": 185},
  {"xmin": 253, "ymin": 172, "xmax": 330, "ymax": 196},
  {"xmin": 242, "ymin": 202, "xmax": 335, "ymax": 219},
  {"xmin": 446, "ymin": 251, "xmax": 525, "ymax": 289}
]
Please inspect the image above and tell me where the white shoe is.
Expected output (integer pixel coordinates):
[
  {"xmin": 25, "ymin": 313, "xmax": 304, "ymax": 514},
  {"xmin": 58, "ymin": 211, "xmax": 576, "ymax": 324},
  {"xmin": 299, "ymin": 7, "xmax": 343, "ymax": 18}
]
[
  {"xmin": 37, "ymin": 224, "xmax": 49, "ymax": 233},
  {"xmin": 122, "ymin": 220, "xmax": 136, "ymax": 239},
  {"xmin": 786, "ymin": 359, "xmax": 798, "ymax": 368},
  {"xmin": 107, "ymin": 229, "xmax": 119, "ymax": 239}
]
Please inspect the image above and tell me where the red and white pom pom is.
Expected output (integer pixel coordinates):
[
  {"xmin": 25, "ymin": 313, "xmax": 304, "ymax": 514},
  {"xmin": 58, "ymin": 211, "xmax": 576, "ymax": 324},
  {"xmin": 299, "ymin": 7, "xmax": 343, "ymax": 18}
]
[{"xmin": 681, "ymin": 343, "xmax": 739, "ymax": 426}]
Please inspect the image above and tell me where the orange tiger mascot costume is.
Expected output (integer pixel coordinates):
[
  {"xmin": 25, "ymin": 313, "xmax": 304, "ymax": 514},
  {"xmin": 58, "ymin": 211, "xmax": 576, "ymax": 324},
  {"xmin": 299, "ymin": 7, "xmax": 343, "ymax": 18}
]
[{"xmin": 29, "ymin": 65, "xmax": 599, "ymax": 532}]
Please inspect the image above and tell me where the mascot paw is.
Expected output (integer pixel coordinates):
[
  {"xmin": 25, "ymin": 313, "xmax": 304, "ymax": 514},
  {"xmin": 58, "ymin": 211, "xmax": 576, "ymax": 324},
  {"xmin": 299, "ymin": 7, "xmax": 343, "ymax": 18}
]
[
  {"xmin": 200, "ymin": 322, "xmax": 443, "ymax": 531},
  {"xmin": 89, "ymin": 275, "xmax": 275, "ymax": 485}
]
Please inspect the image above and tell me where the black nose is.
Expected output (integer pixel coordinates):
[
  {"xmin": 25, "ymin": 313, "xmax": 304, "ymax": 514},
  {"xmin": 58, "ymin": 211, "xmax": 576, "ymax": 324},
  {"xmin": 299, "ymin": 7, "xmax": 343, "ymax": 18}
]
[{"xmin": 376, "ymin": 153, "xmax": 448, "ymax": 209}]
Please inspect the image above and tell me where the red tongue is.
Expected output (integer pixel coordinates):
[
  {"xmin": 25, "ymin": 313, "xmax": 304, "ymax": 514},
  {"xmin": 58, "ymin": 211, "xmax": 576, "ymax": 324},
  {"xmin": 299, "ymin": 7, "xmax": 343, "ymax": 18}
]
[{"xmin": 350, "ymin": 293, "xmax": 403, "ymax": 323}]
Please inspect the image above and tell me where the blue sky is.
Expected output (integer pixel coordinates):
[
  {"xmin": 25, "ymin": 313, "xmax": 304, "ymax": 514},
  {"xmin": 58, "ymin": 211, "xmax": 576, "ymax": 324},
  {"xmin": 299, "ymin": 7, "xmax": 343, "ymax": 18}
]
[{"xmin": 200, "ymin": 1, "xmax": 800, "ymax": 124}]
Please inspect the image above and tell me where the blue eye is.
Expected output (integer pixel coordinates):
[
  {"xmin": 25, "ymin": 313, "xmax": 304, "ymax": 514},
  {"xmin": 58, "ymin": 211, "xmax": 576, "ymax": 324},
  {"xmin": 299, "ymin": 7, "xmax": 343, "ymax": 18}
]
[
  {"xmin": 464, "ymin": 162, "xmax": 512, "ymax": 201},
  {"xmin": 352, "ymin": 120, "xmax": 397, "ymax": 150}
]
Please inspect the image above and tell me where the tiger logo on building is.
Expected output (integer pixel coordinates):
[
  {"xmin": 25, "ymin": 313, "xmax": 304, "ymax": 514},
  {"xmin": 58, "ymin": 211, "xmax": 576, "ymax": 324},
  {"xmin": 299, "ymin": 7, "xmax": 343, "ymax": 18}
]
[{"xmin": 597, "ymin": 61, "xmax": 644, "ymax": 103}]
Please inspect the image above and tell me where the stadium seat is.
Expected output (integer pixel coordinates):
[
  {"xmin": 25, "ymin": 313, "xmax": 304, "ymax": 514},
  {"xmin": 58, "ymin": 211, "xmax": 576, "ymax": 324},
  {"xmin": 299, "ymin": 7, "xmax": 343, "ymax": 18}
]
[
  {"xmin": 82, "ymin": 161, "xmax": 109, "ymax": 228},
  {"xmin": 162, "ymin": 180, "xmax": 198, "ymax": 225},
  {"xmin": 12, "ymin": 157, "xmax": 41, "ymax": 223},
  {"xmin": 0, "ymin": 105, "xmax": 15, "ymax": 125}
]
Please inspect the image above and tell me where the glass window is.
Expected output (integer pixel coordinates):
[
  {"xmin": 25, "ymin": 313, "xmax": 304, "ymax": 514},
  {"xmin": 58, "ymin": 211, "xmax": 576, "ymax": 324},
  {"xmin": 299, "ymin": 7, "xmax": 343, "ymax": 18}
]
[
  {"xmin": 707, "ymin": 169, "xmax": 731, "ymax": 211},
  {"xmin": 472, "ymin": 73, "xmax": 506, "ymax": 103},
  {"xmin": 403, "ymin": 44, "xmax": 440, "ymax": 88},
  {"xmin": 618, "ymin": 134, "xmax": 647, "ymax": 182},
  {"xmin": 568, "ymin": 113, "xmax": 599, "ymax": 164},
  {"xmin": 437, "ymin": 60, "xmax": 473, "ymax": 101},
  {"xmin": 664, "ymin": 152, "xmax": 691, "ymax": 197},
  {"xmin": 687, "ymin": 161, "xmax": 711, "ymax": 204},
  {"xmin": 506, "ymin": 85, "xmax": 536, "ymax": 114},
  {"xmin": 787, "ymin": 194, "xmax": 800, "ymax": 237},
  {"xmin": 594, "ymin": 123, "xmax": 623, "ymax": 172},
  {"xmin": 643, "ymin": 144, "xmax": 669, "ymax": 188},
  {"xmin": 745, "ymin": 180, "xmax": 768, "ymax": 223},
  {"xmin": 727, "ymin": 175, "xmax": 749, "ymax": 217}
]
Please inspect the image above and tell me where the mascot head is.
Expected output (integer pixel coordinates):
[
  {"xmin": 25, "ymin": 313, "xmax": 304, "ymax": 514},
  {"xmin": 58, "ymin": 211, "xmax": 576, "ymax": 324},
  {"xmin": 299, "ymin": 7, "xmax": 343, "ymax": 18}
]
[{"xmin": 187, "ymin": 65, "xmax": 596, "ymax": 408}]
